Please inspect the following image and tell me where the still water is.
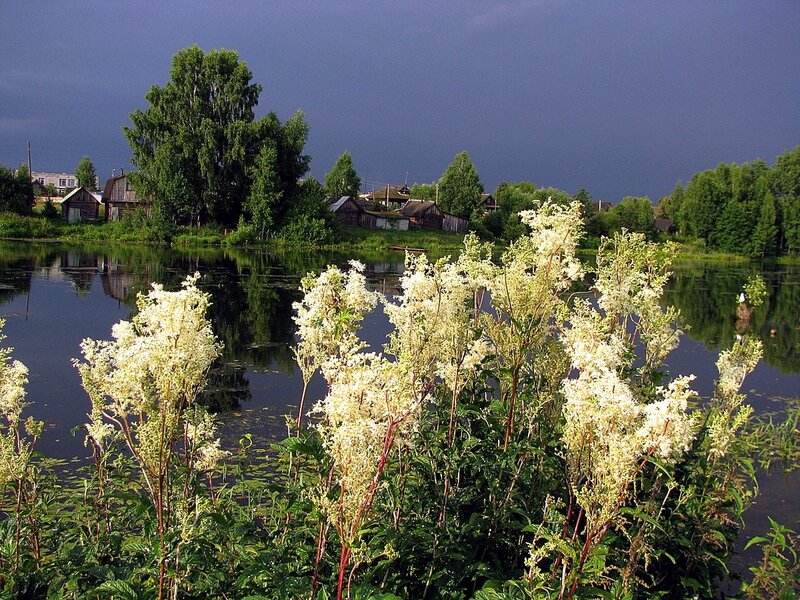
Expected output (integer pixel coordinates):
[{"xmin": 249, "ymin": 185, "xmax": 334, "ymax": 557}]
[{"xmin": 0, "ymin": 241, "xmax": 797, "ymax": 576}]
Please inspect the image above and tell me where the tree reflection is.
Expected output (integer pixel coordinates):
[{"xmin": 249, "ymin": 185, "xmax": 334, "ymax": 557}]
[{"xmin": 666, "ymin": 263, "xmax": 800, "ymax": 374}]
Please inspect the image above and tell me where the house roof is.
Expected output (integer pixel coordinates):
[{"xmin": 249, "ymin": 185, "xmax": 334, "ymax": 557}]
[
  {"xmin": 56, "ymin": 186, "xmax": 99, "ymax": 205},
  {"xmin": 363, "ymin": 210, "xmax": 409, "ymax": 219},
  {"xmin": 328, "ymin": 196, "xmax": 358, "ymax": 212},
  {"xmin": 479, "ymin": 193, "xmax": 497, "ymax": 206},
  {"xmin": 102, "ymin": 174, "xmax": 127, "ymax": 198},
  {"xmin": 400, "ymin": 199, "xmax": 439, "ymax": 218},
  {"xmin": 364, "ymin": 184, "xmax": 412, "ymax": 202},
  {"xmin": 654, "ymin": 218, "xmax": 673, "ymax": 232}
]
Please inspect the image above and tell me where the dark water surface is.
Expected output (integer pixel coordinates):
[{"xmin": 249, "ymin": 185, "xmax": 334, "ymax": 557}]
[{"xmin": 0, "ymin": 241, "xmax": 797, "ymax": 583}]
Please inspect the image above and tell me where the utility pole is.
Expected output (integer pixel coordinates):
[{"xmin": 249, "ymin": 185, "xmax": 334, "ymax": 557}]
[{"xmin": 27, "ymin": 142, "xmax": 32, "ymax": 180}]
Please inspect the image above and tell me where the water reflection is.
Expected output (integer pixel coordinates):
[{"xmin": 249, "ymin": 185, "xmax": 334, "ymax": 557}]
[{"xmin": 666, "ymin": 262, "xmax": 800, "ymax": 374}]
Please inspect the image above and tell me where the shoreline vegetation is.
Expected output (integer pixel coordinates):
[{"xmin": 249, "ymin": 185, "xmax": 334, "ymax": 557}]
[{"xmin": 1, "ymin": 211, "xmax": 799, "ymax": 265}]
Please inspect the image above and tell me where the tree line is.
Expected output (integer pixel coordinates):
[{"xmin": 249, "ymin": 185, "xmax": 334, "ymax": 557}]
[{"xmin": 656, "ymin": 147, "xmax": 800, "ymax": 257}]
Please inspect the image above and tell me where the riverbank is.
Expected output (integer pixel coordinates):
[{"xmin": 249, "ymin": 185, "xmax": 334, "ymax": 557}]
[{"xmin": 3, "ymin": 212, "xmax": 799, "ymax": 262}]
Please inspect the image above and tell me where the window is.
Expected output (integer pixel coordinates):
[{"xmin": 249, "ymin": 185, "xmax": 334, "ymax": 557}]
[
  {"xmin": 68, "ymin": 179, "xmax": 75, "ymax": 187},
  {"xmin": 59, "ymin": 178, "xmax": 66, "ymax": 186},
  {"xmin": 38, "ymin": 178, "xmax": 44, "ymax": 184}
]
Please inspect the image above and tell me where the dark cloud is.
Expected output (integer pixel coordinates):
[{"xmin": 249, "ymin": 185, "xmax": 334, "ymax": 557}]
[{"xmin": 2, "ymin": 1, "xmax": 798, "ymax": 201}]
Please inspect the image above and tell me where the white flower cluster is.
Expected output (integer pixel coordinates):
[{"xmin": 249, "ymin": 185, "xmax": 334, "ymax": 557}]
[
  {"xmin": 384, "ymin": 250, "xmax": 489, "ymax": 397},
  {"xmin": 594, "ymin": 233, "xmax": 681, "ymax": 368},
  {"xmin": 562, "ymin": 268, "xmax": 695, "ymax": 527},
  {"xmin": 0, "ymin": 319, "xmax": 35, "ymax": 486},
  {"xmin": 707, "ymin": 337, "xmax": 762, "ymax": 459},
  {"xmin": 76, "ymin": 273, "xmax": 222, "ymax": 481},
  {"xmin": 292, "ymin": 260, "xmax": 377, "ymax": 385}
]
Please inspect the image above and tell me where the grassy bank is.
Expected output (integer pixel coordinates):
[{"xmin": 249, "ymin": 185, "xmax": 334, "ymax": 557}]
[{"xmin": 0, "ymin": 213, "xmax": 470, "ymax": 252}]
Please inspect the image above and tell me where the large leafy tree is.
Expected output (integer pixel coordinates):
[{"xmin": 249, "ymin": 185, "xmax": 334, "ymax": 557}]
[
  {"xmin": 75, "ymin": 156, "xmax": 98, "ymax": 190},
  {"xmin": 324, "ymin": 151, "xmax": 360, "ymax": 199},
  {"xmin": 437, "ymin": 151, "xmax": 483, "ymax": 220},
  {"xmin": 124, "ymin": 46, "xmax": 309, "ymax": 227}
]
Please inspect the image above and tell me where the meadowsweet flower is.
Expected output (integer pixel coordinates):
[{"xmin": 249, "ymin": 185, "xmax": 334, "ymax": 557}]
[
  {"xmin": 75, "ymin": 273, "xmax": 222, "ymax": 482},
  {"xmin": 293, "ymin": 261, "xmax": 377, "ymax": 385},
  {"xmin": 637, "ymin": 375, "xmax": 696, "ymax": 459},
  {"xmin": 716, "ymin": 337, "xmax": 762, "ymax": 398},
  {"xmin": 561, "ymin": 244, "xmax": 696, "ymax": 529}
]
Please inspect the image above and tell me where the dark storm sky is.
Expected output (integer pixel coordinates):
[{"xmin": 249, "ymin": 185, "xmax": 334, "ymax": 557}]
[{"xmin": 2, "ymin": 1, "xmax": 798, "ymax": 202}]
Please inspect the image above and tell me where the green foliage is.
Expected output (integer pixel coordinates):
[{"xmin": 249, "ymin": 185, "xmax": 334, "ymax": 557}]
[
  {"xmin": 40, "ymin": 199, "xmax": 59, "ymax": 219},
  {"xmin": 247, "ymin": 143, "xmax": 281, "ymax": 239},
  {"xmin": 742, "ymin": 519, "xmax": 800, "ymax": 599},
  {"xmin": 410, "ymin": 182, "xmax": 437, "ymax": 201},
  {"xmin": 75, "ymin": 155, "xmax": 98, "ymax": 190},
  {"xmin": 669, "ymin": 148, "xmax": 800, "ymax": 256},
  {"xmin": 324, "ymin": 151, "xmax": 361, "ymax": 199},
  {"xmin": 0, "ymin": 165, "xmax": 34, "ymax": 215},
  {"xmin": 437, "ymin": 150, "xmax": 484, "ymax": 219},
  {"xmin": 124, "ymin": 45, "xmax": 312, "ymax": 230},
  {"xmin": 600, "ymin": 195, "xmax": 656, "ymax": 238}
]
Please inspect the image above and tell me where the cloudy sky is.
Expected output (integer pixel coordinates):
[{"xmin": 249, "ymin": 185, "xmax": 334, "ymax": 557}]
[{"xmin": 2, "ymin": 1, "xmax": 798, "ymax": 201}]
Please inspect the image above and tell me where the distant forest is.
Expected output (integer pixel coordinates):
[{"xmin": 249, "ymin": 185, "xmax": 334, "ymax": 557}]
[{"xmin": 655, "ymin": 147, "xmax": 800, "ymax": 258}]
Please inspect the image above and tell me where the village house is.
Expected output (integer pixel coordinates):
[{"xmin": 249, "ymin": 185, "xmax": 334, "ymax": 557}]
[
  {"xmin": 57, "ymin": 186, "xmax": 101, "ymax": 223},
  {"xmin": 478, "ymin": 193, "xmax": 499, "ymax": 214},
  {"xmin": 400, "ymin": 199, "xmax": 468, "ymax": 233},
  {"xmin": 328, "ymin": 196, "xmax": 410, "ymax": 230},
  {"xmin": 102, "ymin": 174, "xmax": 151, "ymax": 221}
]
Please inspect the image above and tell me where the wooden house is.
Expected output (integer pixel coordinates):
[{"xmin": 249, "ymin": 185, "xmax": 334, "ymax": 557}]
[
  {"xmin": 328, "ymin": 196, "xmax": 365, "ymax": 227},
  {"xmin": 57, "ymin": 187, "xmax": 100, "ymax": 223},
  {"xmin": 478, "ymin": 193, "xmax": 499, "ymax": 213},
  {"xmin": 401, "ymin": 200, "xmax": 443, "ymax": 230},
  {"xmin": 102, "ymin": 174, "xmax": 151, "ymax": 221},
  {"xmin": 654, "ymin": 218, "xmax": 673, "ymax": 233},
  {"xmin": 401, "ymin": 200, "xmax": 468, "ymax": 233}
]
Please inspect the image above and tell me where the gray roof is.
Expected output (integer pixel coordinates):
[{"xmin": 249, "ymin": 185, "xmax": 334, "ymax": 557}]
[{"xmin": 56, "ymin": 186, "xmax": 99, "ymax": 205}]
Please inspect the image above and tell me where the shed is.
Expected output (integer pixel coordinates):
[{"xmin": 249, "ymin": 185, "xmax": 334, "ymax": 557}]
[
  {"xmin": 442, "ymin": 212, "xmax": 468, "ymax": 233},
  {"xmin": 57, "ymin": 187, "xmax": 101, "ymax": 223},
  {"xmin": 103, "ymin": 174, "xmax": 151, "ymax": 221}
]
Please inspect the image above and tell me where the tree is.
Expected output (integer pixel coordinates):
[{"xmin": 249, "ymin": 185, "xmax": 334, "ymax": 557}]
[
  {"xmin": 124, "ymin": 46, "xmax": 310, "ymax": 228},
  {"xmin": 324, "ymin": 151, "xmax": 360, "ymax": 199},
  {"xmin": 409, "ymin": 183, "xmax": 437, "ymax": 201},
  {"xmin": 601, "ymin": 196, "xmax": 656, "ymax": 238},
  {"xmin": 679, "ymin": 172, "xmax": 725, "ymax": 243},
  {"xmin": 246, "ymin": 144, "xmax": 281, "ymax": 239},
  {"xmin": 751, "ymin": 190, "xmax": 778, "ymax": 258},
  {"xmin": 0, "ymin": 165, "xmax": 33, "ymax": 214},
  {"xmin": 715, "ymin": 200, "xmax": 750, "ymax": 253},
  {"xmin": 437, "ymin": 151, "xmax": 483, "ymax": 220},
  {"xmin": 75, "ymin": 156, "xmax": 98, "ymax": 190}
]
